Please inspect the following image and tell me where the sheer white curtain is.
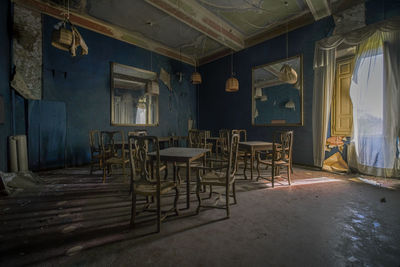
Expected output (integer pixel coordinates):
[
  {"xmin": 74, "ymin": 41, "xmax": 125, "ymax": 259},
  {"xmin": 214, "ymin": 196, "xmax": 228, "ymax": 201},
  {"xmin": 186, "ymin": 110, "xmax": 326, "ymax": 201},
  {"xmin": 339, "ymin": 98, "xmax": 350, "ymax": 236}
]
[
  {"xmin": 312, "ymin": 16, "xmax": 400, "ymax": 172},
  {"xmin": 348, "ymin": 30, "xmax": 400, "ymax": 177}
]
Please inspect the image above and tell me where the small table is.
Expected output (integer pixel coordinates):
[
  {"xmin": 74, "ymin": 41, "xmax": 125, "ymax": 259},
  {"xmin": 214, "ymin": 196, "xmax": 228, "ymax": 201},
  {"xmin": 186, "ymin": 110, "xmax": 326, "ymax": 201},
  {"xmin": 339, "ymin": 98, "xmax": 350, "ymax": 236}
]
[
  {"xmin": 239, "ymin": 141, "xmax": 273, "ymax": 180},
  {"xmin": 148, "ymin": 147, "xmax": 209, "ymax": 209}
]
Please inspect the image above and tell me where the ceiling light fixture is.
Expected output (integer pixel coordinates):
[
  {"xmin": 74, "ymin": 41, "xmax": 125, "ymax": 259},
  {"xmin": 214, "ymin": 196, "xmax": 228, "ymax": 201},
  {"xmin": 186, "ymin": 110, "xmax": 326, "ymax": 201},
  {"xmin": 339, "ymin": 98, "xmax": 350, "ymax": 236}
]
[
  {"xmin": 225, "ymin": 50, "xmax": 239, "ymax": 92},
  {"xmin": 278, "ymin": 2, "xmax": 297, "ymax": 84},
  {"xmin": 191, "ymin": 59, "xmax": 202, "ymax": 85},
  {"xmin": 51, "ymin": 0, "xmax": 88, "ymax": 56}
]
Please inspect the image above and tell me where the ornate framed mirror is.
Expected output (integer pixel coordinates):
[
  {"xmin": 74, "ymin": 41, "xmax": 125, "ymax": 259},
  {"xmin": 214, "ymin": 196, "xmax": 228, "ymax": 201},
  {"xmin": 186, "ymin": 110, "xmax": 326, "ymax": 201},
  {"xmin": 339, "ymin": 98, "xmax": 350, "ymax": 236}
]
[{"xmin": 252, "ymin": 54, "xmax": 303, "ymax": 126}]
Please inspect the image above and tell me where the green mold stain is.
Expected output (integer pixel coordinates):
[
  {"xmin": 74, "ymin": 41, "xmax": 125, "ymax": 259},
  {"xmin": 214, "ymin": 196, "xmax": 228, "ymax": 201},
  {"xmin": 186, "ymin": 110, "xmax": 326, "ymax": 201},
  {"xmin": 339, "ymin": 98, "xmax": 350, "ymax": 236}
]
[
  {"xmin": 168, "ymin": 0, "xmax": 196, "ymax": 17},
  {"xmin": 121, "ymin": 34, "xmax": 149, "ymax": 48}
]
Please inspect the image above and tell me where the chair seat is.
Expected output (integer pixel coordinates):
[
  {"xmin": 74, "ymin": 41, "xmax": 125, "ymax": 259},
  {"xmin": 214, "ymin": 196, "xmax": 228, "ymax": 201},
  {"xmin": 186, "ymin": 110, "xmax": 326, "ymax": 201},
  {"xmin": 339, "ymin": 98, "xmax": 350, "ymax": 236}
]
[
  {"xmin": 258, "ymin": 159, "xmax": 289, "ymax": 166},
  {"xmin": 201, "ymin": 171, "xmax": 234, "ymax": 186},
  {"xmin": 135, "ymin": 181, "xmax": 177, "ymax": 196},
  {"xmin": 106, "ymin": 157, "xmax": 129, "ymax": 164},
  {"xmin": 176, "ymin": 161, "xmax": 203, "ymax": 168}
]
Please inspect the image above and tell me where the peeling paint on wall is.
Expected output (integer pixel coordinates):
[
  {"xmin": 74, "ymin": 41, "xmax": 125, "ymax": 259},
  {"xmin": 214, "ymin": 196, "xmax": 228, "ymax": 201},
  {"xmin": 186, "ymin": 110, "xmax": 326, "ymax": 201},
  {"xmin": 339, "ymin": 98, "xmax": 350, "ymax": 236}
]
[{"xmin": 13, "ymin": 4, "xmax": 42, "ymax": 100}]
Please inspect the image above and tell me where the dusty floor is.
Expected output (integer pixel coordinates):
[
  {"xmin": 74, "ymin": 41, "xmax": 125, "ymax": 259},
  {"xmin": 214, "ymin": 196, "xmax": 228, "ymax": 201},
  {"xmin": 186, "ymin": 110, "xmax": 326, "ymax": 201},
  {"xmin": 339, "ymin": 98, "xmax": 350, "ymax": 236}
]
[{"xmin": 1, "ymin": 165, "xmax": 399, "ymax": 266}]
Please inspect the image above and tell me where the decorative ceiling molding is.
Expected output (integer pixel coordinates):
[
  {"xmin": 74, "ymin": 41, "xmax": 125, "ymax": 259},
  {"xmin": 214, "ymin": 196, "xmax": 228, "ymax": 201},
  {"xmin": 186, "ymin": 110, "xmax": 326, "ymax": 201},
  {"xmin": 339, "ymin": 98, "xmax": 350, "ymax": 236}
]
[
  {"xmin": 245, "ymin": 10, "xmax": 313, "ymax": 48},
  {"xmin": 305, "ymin": 0, "xmax": 331, "ymax": 21},
  {"xmin": 12, "ymin": 0, "xmax": 196, "ymax": 66},
  {"xmin": 198, "ymin": 48, "xmax": 231, "ymax": 66},
  {"xmin": 144, "ymin": 0, "xmax": 245, "ymax": 51}
]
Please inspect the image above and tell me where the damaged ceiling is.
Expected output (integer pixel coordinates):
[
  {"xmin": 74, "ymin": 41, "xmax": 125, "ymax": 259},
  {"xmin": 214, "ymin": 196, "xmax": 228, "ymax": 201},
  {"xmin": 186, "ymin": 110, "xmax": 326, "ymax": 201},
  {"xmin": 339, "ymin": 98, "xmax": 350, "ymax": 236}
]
[{"xmin": 14, "ymin": 0, "xmax": 362, "ymax": 65}]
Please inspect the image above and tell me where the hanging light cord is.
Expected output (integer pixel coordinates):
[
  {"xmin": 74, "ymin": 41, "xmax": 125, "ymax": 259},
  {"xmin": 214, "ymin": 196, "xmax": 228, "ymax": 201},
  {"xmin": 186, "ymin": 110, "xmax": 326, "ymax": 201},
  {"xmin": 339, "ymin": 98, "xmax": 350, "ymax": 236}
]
[
  {"xmin": 231, "ymin": 51, "xmax": 234, "ymax": 76},
  {"xmin": 286, "ymin": 21, "xmax": 288, "ymax": 59}
]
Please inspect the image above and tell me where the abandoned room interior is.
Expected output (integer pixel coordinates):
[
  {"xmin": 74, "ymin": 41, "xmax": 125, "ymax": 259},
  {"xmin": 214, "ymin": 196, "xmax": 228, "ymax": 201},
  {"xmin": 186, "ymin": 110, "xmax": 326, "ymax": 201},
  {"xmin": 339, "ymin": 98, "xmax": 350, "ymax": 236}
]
[{"xmin": 0, "ymin": 0, "xmax": 400, "ymax": 266}]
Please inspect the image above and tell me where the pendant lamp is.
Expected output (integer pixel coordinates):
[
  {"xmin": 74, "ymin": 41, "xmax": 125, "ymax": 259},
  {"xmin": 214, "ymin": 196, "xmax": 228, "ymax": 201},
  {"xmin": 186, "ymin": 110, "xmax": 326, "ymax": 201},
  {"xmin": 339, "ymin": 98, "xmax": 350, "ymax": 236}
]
[
  {"xmin": 225, "ymin": 51, "xmax": 239, "ymax": 92},
  {"xmin": 51, "ymin": 0, "xmax": 72, "ymax": 51},
  {"xmin": 279, "ymin": 14, "xmax": 297, "ymax": 85},
  {"xmin": 191, "ymin": 60, "xmax": 202, "ymax": 84}
]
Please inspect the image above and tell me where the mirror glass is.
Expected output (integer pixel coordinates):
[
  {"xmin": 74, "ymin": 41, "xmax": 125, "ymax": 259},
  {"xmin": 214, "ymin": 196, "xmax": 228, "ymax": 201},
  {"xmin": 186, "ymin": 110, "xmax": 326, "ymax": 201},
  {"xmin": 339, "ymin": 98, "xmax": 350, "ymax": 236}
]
[
  {"xmin": 252, "ymin": 54, "xmax": 303, "ymax": 126},
  {"xmin": 111, "ymin": 63, "xmax": 159, "ymax": 126}
]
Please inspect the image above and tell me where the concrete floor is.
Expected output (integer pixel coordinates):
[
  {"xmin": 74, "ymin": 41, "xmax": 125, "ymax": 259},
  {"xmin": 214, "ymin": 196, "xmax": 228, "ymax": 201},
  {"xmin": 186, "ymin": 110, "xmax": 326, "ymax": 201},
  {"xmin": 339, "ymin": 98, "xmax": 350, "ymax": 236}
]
[{"xmin": 1, "ymin": 166, "xmax": 400, "ymax": 266}]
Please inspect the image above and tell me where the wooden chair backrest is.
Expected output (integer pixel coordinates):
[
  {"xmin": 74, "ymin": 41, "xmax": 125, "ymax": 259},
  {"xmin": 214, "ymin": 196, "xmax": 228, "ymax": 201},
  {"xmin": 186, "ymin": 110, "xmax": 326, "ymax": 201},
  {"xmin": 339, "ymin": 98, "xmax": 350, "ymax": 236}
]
[
  {"xmin": 272, "ymin": 131, "xmax": 293, "ymax": 162},
  {"xmin": 231, "ymin": 129, "xmax": 247, "ymax": 142},
  {"xmin": 128, "ymin": 135, "xmax": 160, "ymax": 184},
  {"xmin": 227, "ymin": 133, "xmax": 240, "ymax": 179},
  {"xmin": 219, "ymin": 129, "xmax": 231, "ymax": 153},
  {"xmin": 128, "ymin": 130, "xmax": 148, "ymax": 137},
  {"xmin": 89, "ymin": 130, "xmax": 101, "ymax": 153},
  {"xmin": 188, "ymin": 129, "xmax": 207, "ymax": 148},
  {"xmin": 101, "ymin": 130, "xmax": 126, "ymax": 159}
]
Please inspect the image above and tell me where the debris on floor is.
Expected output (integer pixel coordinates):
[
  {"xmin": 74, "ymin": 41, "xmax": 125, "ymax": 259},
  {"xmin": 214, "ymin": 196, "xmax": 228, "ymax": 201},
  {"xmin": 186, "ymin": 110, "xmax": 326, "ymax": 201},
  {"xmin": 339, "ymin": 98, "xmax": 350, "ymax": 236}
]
[
  {"xmin": 0, "ymin": 171, "xmax": 44, "ymax": 195},
  {"xmin": 322, "ymin": 152, "xmax": 348, "ymax": 173}
]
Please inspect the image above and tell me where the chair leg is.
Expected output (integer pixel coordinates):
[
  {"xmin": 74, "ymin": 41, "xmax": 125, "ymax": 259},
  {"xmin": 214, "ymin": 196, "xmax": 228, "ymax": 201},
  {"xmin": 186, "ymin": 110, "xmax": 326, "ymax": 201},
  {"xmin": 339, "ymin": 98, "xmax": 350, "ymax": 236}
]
[
  {"xmin": 174, "ymin": 185, "xmax": 180, "ymax": 216},
  {"xmin": 232, "ymin": 182, "xmax": 237, "ymax": 204},
  {"xmin": 196, "ymin": 180, "xmax": 201, "ymax": 215},
  {"xmin": 156, "ymin": 195, "xmax": 161, "ymax": 233},
  {"xmin": 102, "ymin": 166, "xmax": 106, "ymax": 183},
  {"xmin": 164, "ymin": 162, "xmax": 168, "ymax": 180},
  {"xmin": 130, "ymin": 193, "xmax": 136, "ymax": 228},
  {"xmin": 256, "ymin": 157, "xmax": 260, "ymax": 181},
  {"xmin": 226, "ymin": 186, "xmax": 230, "ymax": 218},
  {"xmin": 90, "ymin": 163, "xmax": 93, "ymax": 175},
  {"xmin": 287, "ymin": 165, "xmax": 291, "ymax": 185},
  {"xmin": 209, "ymin": 185, "xmax": 213, "ymax": 199},
  {"xmin": 271, "ymin": 164, "xmax": 275, "ymax": 188}
]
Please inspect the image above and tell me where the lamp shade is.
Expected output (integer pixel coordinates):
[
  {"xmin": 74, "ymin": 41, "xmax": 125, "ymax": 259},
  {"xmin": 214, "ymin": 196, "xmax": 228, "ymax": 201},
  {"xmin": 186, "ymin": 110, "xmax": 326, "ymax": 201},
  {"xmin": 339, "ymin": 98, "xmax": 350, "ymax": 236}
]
[
  {"xmin": 191, "ymin": 72, "xmax": 202, "ymax": 84},
  {"xmin": 225, "ymin": 77, "xmax": 239, "ymax": 92},
  {"xmin": 51, "ymin": 27, "xmax": 73, "ymax": 51}
]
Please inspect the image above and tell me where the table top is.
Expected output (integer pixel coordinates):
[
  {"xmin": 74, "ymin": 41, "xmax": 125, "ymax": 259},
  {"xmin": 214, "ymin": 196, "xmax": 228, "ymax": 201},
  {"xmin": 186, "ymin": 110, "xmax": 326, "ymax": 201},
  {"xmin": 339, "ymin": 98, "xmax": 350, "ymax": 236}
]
[
  {"xmin": 239, "ymin": 141, "xmax": 273, "ymax": 151},
  {"xmin": 148, "ymin": 147, "xmax": 209, "ymax": 162},
  {"xmin": 239, "ymin": 141, "xmax": 272, "ymax": 146},
  {"xmin": 207, "ymin": 137, "xmax": 222, "ymax": 141}
]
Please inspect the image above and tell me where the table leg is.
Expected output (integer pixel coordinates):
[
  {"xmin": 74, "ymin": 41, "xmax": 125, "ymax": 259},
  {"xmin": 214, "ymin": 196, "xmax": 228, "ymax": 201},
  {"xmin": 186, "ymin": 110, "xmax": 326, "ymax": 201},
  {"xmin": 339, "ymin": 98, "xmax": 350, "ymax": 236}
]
[
  {"xmin": 186, "ymin": 161, "xmax": 190, "ymax": 209},
  {"xmin": 250, "ymin": 148, "xmax": 254, "ymax": 180}
]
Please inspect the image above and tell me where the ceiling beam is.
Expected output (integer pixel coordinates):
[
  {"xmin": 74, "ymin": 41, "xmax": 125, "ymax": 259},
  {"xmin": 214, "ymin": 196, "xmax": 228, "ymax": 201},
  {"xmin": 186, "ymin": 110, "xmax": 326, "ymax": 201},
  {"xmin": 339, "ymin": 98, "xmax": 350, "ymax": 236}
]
[
  {"xmin": 144, "ymin": 0, "xmax": 245, "ymax": 51},
  {"xmin": 12, "ymin": 0, "xmax": 196, "ymax": 66},
  {"xmin": 305, "ymin": 0, "xmax": 331, "ymax": 21}
]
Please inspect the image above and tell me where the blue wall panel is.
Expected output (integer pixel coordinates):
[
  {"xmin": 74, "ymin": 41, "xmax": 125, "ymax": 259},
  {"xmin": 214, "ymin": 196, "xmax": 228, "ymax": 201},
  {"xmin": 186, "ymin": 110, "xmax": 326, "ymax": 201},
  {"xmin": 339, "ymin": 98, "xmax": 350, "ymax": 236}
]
[
  {"xmin": 0, "ymin": 0, "xmax": 11, "ymax": 171},
  {"xmin": 42, "ymin": 16, "xmax": 197, "ymax": 167}
]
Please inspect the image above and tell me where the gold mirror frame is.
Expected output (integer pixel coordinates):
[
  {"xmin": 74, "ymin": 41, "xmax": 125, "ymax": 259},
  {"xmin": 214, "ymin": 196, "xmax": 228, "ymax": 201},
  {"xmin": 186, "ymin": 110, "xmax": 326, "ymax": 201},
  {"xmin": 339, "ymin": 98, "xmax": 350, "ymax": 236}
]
[
  {"xmin": 110, "ymin": 62, "xmax": 159, "ymax": 126},
  {"xmin": 251, "ymin": 54, "xmax": 303, "ymax": 126}
]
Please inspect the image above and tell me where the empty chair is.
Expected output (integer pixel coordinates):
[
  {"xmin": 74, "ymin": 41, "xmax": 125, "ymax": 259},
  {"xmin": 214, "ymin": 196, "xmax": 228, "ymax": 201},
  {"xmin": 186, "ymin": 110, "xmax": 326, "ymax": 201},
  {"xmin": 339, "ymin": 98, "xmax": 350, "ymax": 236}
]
[
  {"xmin": 256, "ymin": 131, "xmax": 293, "ymax": 187},
  {"xmin": 101, "ymin": 130, "xmax": 130, "ymax": 183},
  {"xmin": 89, "ymin": 130, "xmax": 102, "ymax": 174},
  {"xmin": 195, "ymin": 133, "xmax": 240, "ymax": 218},
  {"xmin": 128, "ymin": 135, "xmax": 179, "ymax": 232}
]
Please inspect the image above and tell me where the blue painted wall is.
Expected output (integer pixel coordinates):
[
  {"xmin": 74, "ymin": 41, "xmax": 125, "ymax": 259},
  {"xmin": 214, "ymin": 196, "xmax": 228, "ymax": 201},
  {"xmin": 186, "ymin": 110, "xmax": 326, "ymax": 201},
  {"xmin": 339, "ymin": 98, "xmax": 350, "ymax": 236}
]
[
  {"xmin": 0, "ymin": 0, "xmax": 11, "ymax": 172},
  {"xmin": 199, "ymin": 17, "xmax": 335, "ymax": 166},
  {"xmin": 41, "ymin": 16, "xmax": 197, "ymax": 167}
]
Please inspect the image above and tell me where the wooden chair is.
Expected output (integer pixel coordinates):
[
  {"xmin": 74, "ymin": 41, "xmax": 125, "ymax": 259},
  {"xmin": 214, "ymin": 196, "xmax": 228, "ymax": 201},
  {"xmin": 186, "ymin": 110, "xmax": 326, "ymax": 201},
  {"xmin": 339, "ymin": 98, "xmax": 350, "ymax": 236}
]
[
  {"xmin": 101, "ymin": 130, "xmax": 129, "ymax": 183},
  {"xmin": 128, "ymin": 129, "xmax": 148, "ymax": 137},
  {"xmin": 216, "ymin": 129, "xmax": 230, "ymax": 159},
  {"xmin": 195, "ymin": 133, "xmax": 240, "ymax": 218},
  {"xmin": 256, "ymin": 131, "xmax": 293, "ymax": 187},
  {"xmin": 176, "ymin": 130, "xmax": 208, "ymax": 182},
  {"xmin": 89, "ymin": 130, "xmax": 102, "ymax": 174},
  {"xmin": 232, "ymin": 129, "xmax": 249, "ymax": 170},
  {"xmin": 128, "ymin": 135, "xmax": 179, "ymax": 232}
]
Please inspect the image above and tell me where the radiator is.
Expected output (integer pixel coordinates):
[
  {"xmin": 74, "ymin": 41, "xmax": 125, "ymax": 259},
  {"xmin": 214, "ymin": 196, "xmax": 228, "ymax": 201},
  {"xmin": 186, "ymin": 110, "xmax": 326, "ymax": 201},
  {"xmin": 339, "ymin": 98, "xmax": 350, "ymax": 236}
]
[{"xmin": 9, "ymin": 135, "xmax": 29, "ymax": 172}]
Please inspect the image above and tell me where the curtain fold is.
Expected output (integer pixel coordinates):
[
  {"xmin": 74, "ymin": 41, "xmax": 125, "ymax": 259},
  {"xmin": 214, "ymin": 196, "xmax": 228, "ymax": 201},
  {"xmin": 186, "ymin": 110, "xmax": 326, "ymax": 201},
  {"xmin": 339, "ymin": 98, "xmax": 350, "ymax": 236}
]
[
  {"xmin": 312, "ymin": 16, "xmax": 400, "ymax": 169},
  {"xmin": 312, "ymin": 49, "xmax": 335, "ymax": 167}
]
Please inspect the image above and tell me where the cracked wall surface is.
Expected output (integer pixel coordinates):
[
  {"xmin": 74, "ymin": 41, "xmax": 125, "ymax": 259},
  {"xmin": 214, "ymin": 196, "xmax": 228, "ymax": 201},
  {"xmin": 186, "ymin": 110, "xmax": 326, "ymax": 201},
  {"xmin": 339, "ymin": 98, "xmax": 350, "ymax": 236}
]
[{"xmin": 13, "ymin": 4, "xmax": 42, "ymax": 100}]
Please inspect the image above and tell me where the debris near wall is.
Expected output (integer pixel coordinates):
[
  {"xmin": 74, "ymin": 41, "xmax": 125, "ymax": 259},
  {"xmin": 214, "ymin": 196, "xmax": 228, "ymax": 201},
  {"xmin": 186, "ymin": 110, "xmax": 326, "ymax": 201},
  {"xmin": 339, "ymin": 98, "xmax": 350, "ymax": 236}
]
[
  {"xmin": 323, "ymin": 152, "xmax": 349, "ymax": 173},
  {"xmin": 0, "ymin": 171, "xmax": 45, "ymax": 196}
]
